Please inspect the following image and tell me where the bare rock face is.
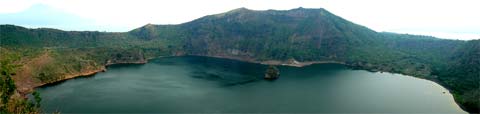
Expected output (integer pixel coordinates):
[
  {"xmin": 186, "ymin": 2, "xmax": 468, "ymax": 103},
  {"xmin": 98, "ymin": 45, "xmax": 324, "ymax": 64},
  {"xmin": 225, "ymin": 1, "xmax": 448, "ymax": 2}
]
[
  {"xmin": 264, "ymin": 65, "xmax": 280, "ymax": 80},
  {"xmin": 287, "ymin": 58, "xmax": 300, "ymax": 65}
]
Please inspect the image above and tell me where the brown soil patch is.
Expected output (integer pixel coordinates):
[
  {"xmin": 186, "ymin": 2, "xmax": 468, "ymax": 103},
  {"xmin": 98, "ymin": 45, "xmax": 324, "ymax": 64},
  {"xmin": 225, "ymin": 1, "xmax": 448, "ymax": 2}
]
[{"xmin": 13, "ymin": 51, "xmax": 53, "ymax": 94}]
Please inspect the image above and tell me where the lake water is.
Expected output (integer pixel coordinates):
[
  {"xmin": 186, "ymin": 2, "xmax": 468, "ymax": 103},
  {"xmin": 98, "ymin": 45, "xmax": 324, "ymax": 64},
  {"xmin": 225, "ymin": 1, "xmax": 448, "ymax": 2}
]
[{"xmin": 37, "ymin": 56, "xmax": 466, "ymax": 113}]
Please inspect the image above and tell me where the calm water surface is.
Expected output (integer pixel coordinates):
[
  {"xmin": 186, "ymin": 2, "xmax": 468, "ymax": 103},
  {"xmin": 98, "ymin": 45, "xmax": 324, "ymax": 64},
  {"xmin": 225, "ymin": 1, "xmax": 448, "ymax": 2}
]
[{"xmin": 37, "ymin": 56, "xmax": 466, "ymax": 113}]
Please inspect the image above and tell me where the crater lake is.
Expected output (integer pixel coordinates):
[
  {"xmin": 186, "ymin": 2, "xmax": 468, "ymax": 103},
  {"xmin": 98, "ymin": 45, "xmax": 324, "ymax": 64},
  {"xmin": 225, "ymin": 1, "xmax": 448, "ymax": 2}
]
[{"xmin": 36, "ymin": 56, "xmax": 466, "ymax": 113}]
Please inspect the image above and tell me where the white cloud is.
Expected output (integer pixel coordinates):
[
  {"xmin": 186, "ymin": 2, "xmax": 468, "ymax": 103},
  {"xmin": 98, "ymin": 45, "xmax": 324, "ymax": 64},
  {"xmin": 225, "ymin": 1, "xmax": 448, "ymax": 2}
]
[{"xmin": 0, "ymin": 0, "xmax": 478, "ymax": 40}]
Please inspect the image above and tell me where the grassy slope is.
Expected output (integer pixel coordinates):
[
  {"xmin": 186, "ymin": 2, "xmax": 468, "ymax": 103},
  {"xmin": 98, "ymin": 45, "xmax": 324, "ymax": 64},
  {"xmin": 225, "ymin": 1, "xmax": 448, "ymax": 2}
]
[{"xmin": 1, "ymin": 8, "xmax": 478, "ymax": 113}]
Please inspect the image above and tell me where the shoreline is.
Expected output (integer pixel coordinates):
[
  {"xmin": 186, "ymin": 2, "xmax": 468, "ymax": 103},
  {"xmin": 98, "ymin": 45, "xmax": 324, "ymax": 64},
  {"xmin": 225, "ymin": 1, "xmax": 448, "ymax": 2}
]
[
  {"xmin": 28, "ymin": 55, "xmax": 469, "ymax": 113},
  {"xmin": 389, "ymin": 74, "xmax": 468, "ymax": 114},
  {"xmin": 203, "ymin": 55, "xmax": 346, "ymax": 67},
  {"xmin": 27, "ymin": 61, "xmax": 148, "ymax": 94}
]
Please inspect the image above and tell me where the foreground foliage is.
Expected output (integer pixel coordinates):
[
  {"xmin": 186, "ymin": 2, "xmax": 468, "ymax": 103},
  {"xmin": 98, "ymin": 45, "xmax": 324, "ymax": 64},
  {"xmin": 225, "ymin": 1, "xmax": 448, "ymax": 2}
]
[{"xmin": 0, "ymin": 50, "xmax": 40, "ymax": 114}]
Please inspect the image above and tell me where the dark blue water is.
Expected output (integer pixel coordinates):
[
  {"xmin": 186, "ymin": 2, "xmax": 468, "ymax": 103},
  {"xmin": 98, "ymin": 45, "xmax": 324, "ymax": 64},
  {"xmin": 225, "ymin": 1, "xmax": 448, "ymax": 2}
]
[{"xmin": 37, "ymin": 56, "xmax": 466, "ymax": 113}]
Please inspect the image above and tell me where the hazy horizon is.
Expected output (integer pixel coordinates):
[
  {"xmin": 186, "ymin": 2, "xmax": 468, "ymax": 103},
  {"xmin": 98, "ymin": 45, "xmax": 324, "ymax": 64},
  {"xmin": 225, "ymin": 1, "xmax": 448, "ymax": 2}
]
[{"xmin": 1, "ymin": 0, "xmax": 479, "ymax": 40}]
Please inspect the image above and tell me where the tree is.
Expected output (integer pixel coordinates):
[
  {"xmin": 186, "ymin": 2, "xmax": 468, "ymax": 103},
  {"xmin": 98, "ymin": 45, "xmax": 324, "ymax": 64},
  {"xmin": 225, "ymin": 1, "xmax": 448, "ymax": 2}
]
[
  {"xmin": 32, "ymin": 91, "xmax": 41, "ymax": 108},
  {"xmin": 1, "ymin": 57, "xmax": 17, "ymax": 113}
]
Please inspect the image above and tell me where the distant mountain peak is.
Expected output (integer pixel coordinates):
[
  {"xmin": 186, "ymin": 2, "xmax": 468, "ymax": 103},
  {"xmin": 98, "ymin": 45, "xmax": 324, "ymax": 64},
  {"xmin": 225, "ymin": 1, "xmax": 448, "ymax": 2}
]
[{"xmin": 0, "ymin": 4, "xmax": 96, "ymax": 31}]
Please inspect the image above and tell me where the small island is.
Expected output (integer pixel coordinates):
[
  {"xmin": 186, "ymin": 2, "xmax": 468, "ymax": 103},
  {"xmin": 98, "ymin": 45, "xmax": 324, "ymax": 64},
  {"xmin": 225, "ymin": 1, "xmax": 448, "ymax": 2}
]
[{"xmin": 265, "ymin": 65, "xmax": 280, "ymax": 80}]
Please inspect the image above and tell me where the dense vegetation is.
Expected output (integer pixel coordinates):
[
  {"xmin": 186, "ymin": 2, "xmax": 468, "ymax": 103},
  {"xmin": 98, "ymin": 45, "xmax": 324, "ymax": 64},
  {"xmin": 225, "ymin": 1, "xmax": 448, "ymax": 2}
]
[
  {"xmin": 0, "ymin": 8, "xmax": 478, "ymax": 113},
  {"xmin": 1, "ymin": 49, "xmax": 41, "ymax": 114}
]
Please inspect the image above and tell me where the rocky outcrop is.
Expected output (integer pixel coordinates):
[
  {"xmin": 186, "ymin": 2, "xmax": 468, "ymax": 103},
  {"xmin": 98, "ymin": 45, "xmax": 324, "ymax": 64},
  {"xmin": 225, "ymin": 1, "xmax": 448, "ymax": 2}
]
[{"xmin": 264, "ymin": 65, "xmax": 280, "ymax": 80}]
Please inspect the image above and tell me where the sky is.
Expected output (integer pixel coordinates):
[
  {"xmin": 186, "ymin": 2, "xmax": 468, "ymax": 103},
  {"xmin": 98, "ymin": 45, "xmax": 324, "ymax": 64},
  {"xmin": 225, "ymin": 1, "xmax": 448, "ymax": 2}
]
[{"xmin": 0, "ymin": 0, "xmax": 479, "ymax": 40}]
